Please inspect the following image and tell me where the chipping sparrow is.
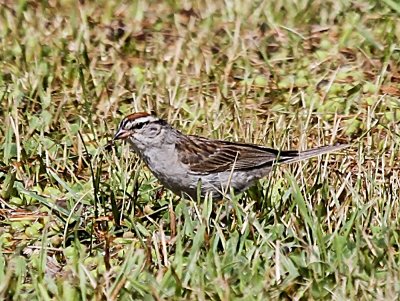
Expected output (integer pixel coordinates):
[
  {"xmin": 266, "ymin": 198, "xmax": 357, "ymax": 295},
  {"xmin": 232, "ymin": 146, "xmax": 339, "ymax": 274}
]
[{"xmin": 114, "ymin": 112, "xmax": 348, "ymax": 199}]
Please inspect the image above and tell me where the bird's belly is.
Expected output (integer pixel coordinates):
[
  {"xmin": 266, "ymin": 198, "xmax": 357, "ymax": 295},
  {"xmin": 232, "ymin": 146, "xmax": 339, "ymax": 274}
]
[
  {"xmin": 142, "ymin": 151, "xmax": 271, "ymax": 198},
  {"xmin": 142, "ymin": 154, "xmax": 195, "ymax": 195},
  {"xmin": 184, "ymin": 171, "xmax": 267, "ymax": 198}
]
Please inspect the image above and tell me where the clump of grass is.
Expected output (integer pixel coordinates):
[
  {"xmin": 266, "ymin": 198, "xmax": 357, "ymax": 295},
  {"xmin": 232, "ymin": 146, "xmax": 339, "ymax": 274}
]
[{"xmin": 0, "ymin": 0, "xmax": 399, "ymax": 299}]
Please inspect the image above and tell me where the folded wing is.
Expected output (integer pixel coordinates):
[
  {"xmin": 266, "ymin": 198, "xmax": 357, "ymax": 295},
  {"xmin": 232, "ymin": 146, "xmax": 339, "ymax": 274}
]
[{"xmin": 176, "ymin": 136, "xmax": 301, "ymax": 173}]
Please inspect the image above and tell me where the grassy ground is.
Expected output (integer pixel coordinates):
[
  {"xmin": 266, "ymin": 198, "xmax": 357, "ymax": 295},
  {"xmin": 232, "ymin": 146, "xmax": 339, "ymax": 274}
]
[{"xmin": 1, "ymin": 0, "xmax": 400, "ymax": 300}]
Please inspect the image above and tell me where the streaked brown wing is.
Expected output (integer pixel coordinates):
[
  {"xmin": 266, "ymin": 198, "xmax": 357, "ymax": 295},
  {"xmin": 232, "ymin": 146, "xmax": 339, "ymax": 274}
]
[{"xmin": 176, "ymin": 136, "xmax": 298, "ymax": 173}]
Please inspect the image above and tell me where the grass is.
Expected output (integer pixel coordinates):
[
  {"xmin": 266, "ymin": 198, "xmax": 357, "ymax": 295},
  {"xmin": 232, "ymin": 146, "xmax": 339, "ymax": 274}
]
[{"xmin": 0, "ymin": 0, "xmax": 400, "ymax": 299}]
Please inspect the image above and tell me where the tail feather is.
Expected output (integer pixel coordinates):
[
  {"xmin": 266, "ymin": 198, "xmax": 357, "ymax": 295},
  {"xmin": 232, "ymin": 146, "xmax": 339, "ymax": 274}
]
[{"xmin": 280, "ymin": 144, "xmax": 349, "ymax": 164}]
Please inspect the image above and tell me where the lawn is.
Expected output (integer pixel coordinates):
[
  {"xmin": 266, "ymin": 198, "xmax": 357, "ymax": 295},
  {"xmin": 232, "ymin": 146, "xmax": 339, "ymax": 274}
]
[{"xmin": 1, "ymin": 0, "xmax": 400, "ymax": 300}]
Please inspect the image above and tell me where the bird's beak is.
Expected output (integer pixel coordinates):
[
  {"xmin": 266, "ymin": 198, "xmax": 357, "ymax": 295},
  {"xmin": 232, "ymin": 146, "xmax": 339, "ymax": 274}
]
[{"xmin": 113, "ymin": 128, "xmax": 131, "ymax": 141}]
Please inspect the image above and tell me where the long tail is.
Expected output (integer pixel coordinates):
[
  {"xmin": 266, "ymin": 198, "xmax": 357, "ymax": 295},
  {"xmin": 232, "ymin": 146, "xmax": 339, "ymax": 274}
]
[{"xmin": 279, "ymin": 144, "xmax": 349, "ymax": 164}]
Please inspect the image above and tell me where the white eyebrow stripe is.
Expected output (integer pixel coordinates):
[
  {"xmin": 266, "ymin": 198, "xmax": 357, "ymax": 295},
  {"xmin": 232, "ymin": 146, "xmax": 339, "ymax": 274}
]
[{"xmin": 132, "ymin": 116, "xmax": 159, "ymax": 124}]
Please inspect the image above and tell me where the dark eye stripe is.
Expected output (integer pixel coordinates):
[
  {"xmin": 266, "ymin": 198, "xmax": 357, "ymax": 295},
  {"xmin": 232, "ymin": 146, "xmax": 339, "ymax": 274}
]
[
  {"xmin": 133, "ymin": 121, "xmax": 148, "ymax": 129},
  {"xmin": 121, "ymin": 119, "xmax": 129, "ymax": 129},
  {"xmin": 120, "ymin": 120, "xmax": 146, "ymax": 130},
  {"xmin": 120, "ymin": 117, "xmax": 165, "ymax": 130}
]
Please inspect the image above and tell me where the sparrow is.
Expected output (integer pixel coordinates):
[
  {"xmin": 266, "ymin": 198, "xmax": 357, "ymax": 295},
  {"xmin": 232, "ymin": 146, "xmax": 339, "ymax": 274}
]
[{"xmin": 114, "ymin": 112, "xmax": 348, "ymax": 199}]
